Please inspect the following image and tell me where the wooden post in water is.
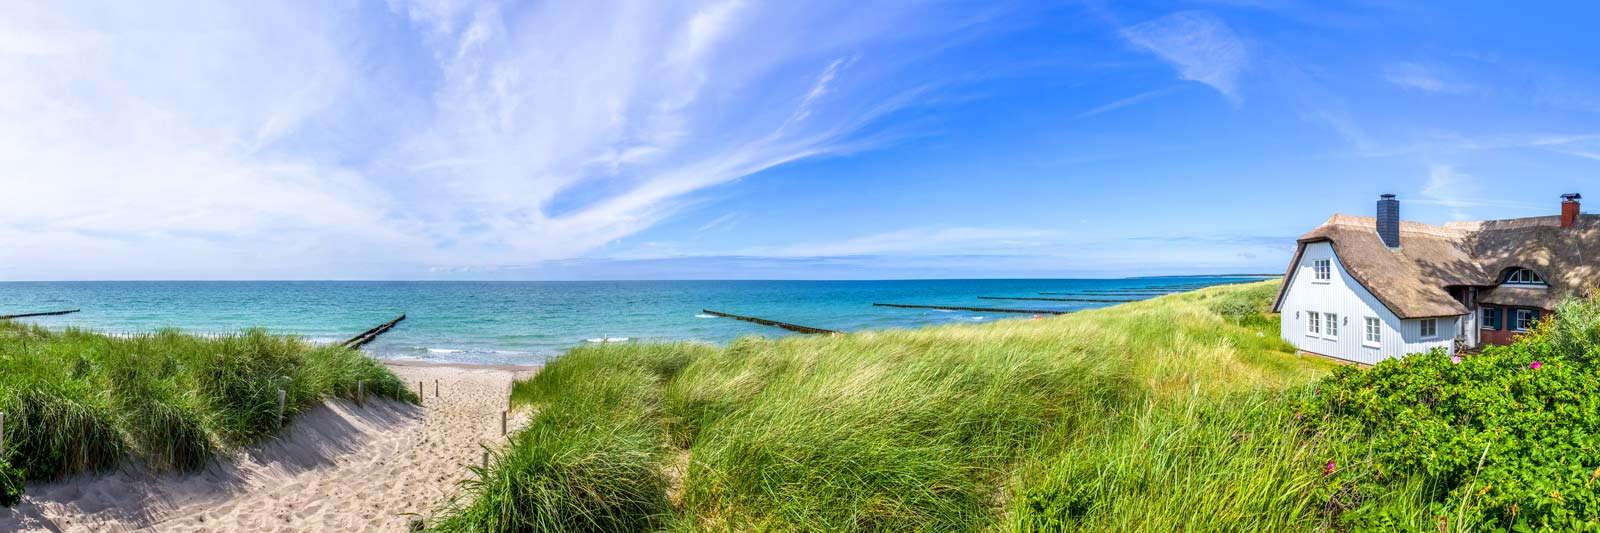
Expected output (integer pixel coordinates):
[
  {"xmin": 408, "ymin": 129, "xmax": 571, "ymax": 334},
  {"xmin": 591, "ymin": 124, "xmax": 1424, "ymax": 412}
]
[
  {"xmin": 700, "ymin": 309, "xmax": 838, "ymax": 334},
  {"xmin": 276, "ymin": 389, "xmax": 286, "ymax": 429}
]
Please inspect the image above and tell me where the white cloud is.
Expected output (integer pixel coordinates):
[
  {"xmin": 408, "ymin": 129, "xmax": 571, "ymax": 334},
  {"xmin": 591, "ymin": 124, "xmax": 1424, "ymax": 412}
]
[
  {"xmin": 1121, "ymin": 11, "xmax": 1249, "ymax": 103},
  {"xmin": 1383, "ymin": 62, "xmax": 1473, "ymax": 94},
  {"xmin": 1417, "ymin": 164, "xmax": 1542, "ymax": 219},
  {"xmin": 0, "ymin": 3, "xmax": 427, "ymax": 279},
  {"xmin": 0, "ymin": 1, "xmax": 992, "ymax": 279},
  {"xmin": 696, "ymin": 212, "xmax": 744, "ymax": 233},
  {"xmin": 1076, "ymin": 86, "xmax": 1184, "ymax": 118}
]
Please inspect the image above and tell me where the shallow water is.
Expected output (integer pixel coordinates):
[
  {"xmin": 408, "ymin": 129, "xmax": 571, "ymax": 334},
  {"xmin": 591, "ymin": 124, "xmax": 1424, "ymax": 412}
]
[{"xmin": 0, "ymin": 277, "xmax": 1263, "ymax": 365}]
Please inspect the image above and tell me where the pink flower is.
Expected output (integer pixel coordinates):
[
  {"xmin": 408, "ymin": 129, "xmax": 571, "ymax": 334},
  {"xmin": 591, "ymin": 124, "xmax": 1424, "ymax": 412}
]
[
  {"xmin": 1451, "ymin": 355, "xmax": 1462, "ymax": 365},
  {"xmin": 1530, "ymin": 360, "xmax": 1543, "ymax": 370},
  {"xmin": 1324, "ymin": 459, "xmax": 1337, "ymax": 476}
]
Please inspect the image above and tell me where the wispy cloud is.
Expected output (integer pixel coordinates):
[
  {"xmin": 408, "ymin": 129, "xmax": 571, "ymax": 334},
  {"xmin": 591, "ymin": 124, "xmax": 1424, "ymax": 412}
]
[
  {"xmin": 1383, "ymin": 62, "xmax": 1473, "ymax": 94},
  {"xmin": 696, "ymin": 212, "xmax": 744, "ymax": 233},
  {"xmin": 0, "ymin": 1, "xmax": 1009, "ymax": 279},
  {"xmin": 1077, "ymin": 85, "xmax": 1185, "ymax": 118},
  {"xmin": 1120, "ymin": 11, "xmax": 1249, "ymax": 103},
  {"xmin": 1417, "ymin": 164, "xmax": 1543, "ymax": 219}
]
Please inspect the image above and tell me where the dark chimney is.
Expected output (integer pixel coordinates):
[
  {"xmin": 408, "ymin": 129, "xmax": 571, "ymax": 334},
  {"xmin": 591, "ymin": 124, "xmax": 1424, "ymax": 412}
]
[
  {"xmin": 1377, "ymin": 194, "xmax": 1400, "ymax": 248},
  {"xmin": 1562, "ymin": 193, "xmax": 1582, "ymax": 228}
]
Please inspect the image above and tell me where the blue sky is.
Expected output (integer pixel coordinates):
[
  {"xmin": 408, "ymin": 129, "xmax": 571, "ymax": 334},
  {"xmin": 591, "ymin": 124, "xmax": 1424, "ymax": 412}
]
[{"xmin": 2, "ymin": 1, "xmax": 1597, "ymax": 280}]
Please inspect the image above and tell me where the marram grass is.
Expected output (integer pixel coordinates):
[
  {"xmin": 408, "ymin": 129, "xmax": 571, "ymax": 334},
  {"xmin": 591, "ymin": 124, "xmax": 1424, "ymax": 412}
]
[
  {"xmin": 0, "ymin": 322, "xmax": 415, "ymax": 505},
  {"xmin": 432, "ymin": 281, "xmax": 1353, "ymax": 531}
]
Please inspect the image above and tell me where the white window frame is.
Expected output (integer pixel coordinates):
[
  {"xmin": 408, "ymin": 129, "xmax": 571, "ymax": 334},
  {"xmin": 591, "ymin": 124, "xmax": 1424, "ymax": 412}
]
[
  {"xmin": 1514, "ymin": 309, "xmax": 1539, "ymax": 332},
  {"xmin": 1480, "ymin": 307, "xmax": 1501, "ymax": 331},
  {"xmin": 1420, "ymin": 318, "xmax": 1437, "ymax": 338},
  {"xmin": 1503, "ymin": 268, "xmax": 1547, "ymax": 287},
  {"xmin": 1324, "ymin": 313, "xmax": 1339, "ymax": 339},
  {"xmin": 1306, "ymin": 311, "xmax": 1321, "ymax": 336},
  {"xmin": 1364, "ymin": 317, "xmax": 1382, "ymax": 346},
  {"xmin": 1312, "ymin": 259, "xmax": 1332, "ymax": 282}
]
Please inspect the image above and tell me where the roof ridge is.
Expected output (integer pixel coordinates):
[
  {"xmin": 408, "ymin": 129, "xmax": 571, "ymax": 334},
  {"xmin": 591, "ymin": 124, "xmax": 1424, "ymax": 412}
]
[{"xmin": 1323, "ymin": 213, "xmax": 1468, "ymax": 238}]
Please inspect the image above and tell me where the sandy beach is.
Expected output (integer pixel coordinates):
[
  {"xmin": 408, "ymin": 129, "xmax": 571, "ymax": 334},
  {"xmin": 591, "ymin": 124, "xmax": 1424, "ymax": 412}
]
[{"xmin": 0, "ymin": 362, "xmax": 538, "ymax": 532}]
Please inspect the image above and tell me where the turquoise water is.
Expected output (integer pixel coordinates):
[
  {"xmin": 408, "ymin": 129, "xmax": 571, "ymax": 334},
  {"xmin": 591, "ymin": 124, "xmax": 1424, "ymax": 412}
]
[{"xmin": 0, "ymin": 277, "xmax": 1265, "ymax": 365}]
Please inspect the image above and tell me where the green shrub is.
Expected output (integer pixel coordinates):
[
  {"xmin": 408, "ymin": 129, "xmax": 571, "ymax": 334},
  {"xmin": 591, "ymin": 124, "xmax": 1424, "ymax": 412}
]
[
  {"xmin": 1300, "ymin": 294, "xmax": 1600, "ymax": 530},
  {"xmin": 0, "ymin": 458, "xmax": 20, "ymax": 507}
]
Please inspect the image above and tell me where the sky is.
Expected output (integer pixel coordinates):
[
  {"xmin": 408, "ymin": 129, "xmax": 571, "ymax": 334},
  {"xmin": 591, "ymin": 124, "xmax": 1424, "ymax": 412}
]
[{"xmin": 2, "ymin": 1, "xmax": 1598, "ymax": 281}]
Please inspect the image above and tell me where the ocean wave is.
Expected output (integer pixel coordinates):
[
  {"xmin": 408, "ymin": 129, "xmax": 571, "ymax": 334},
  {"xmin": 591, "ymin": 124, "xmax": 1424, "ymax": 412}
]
[{"xmin": 695, "ymin": 313, "xmax": 716, "ymax": 319}]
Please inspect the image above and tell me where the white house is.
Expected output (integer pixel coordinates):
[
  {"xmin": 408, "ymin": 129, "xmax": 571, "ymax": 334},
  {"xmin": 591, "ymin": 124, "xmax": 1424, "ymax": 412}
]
[{"xmin": 1272, "ymin": 193, "xmax": 1597, "ymax": 365}]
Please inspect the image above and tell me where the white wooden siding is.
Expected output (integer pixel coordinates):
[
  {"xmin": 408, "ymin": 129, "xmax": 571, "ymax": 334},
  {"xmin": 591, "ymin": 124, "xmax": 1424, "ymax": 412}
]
[{"xmin": 1279, "ymin": 241, "xmax": 1459, "ymax": 364}]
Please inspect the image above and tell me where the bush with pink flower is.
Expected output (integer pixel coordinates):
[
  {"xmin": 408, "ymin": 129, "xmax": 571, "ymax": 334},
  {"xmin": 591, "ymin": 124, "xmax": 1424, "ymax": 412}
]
[{"xmin": 1298, "ymin": 294, "xmax": 1600, "ymax": 530}]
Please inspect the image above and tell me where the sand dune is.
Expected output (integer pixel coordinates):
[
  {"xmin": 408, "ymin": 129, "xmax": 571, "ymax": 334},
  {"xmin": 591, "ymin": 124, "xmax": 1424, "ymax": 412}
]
[{"xmin": 1, "ymin": 362, "xmax": 537, "ymax": 532}]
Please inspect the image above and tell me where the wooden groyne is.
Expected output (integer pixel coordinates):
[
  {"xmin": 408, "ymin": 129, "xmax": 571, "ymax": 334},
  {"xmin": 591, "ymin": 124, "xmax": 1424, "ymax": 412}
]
[
  {"xmin": 0, "ymin": 309, "xmax": 79, "ymax": 320},
  {"xmin": 702, "ymin": 309, "xmax": 838, "ymax": 335},
  {"xmin": 872, "ymin": 303, "xmax": 1068, "ymax": 315},
  {"xmin": 342, "ymin": 314, "xmax": 406, "ymax": 349},
  {"xmin": 978, "ymin": 296, "xmax": 1142, "ymax": 303},
  {"xmin": 1079, "ymin": 289, "xmax": 1179, "ymax": 293}
]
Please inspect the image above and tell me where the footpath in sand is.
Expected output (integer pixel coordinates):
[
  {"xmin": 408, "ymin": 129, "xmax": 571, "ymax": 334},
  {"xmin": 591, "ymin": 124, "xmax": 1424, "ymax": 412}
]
[{"xmin": 1, "ymin": 362, "xmax": 538, "ymax": 532}]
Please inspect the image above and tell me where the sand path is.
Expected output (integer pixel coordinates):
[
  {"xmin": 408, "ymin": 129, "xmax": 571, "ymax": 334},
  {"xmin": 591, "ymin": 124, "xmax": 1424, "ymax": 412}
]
[{"xmin": 1, "ymin": 362, "xmax": 537, "ymax": 532}]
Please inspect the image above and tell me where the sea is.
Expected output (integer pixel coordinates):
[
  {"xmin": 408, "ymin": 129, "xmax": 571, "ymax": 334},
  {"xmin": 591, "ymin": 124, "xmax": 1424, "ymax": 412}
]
[{"xmin": 0, "ymin": 277, "xmax": 1267, "ymax": 365}]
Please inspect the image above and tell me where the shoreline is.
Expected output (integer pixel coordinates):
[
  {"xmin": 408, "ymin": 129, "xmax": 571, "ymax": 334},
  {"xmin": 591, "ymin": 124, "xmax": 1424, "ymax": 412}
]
[{"xmin": 378, "ymin": 358, "xmax": 542, "ymax": 372}]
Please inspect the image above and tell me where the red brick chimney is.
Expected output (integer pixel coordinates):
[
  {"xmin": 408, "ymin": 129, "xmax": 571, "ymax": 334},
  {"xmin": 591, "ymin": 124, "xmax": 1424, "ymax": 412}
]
[{"xmin": 1562, "ymin": 193, "xmax": 1582, "ymax": 228}]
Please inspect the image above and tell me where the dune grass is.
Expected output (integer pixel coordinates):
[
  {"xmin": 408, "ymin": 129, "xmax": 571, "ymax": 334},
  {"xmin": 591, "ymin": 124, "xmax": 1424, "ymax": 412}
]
[
  {"xmin": 0, "ymin": 322, "xmax": 415, "ymax": 505},
  {"xmin": 432, "ymin": 281, "xmax": 1352, "ymax": 530}
]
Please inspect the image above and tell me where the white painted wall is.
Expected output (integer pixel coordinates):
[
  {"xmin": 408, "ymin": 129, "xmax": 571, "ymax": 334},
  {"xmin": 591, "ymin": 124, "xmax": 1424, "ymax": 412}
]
[{"xmin": 1279, "ymin": 241, "xmax": 1460, "ymax": 364}]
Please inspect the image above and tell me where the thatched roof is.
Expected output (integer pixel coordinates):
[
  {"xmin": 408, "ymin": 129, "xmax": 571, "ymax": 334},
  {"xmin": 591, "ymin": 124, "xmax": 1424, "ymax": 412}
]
[{"xmin": 1272, "ymin": 213, "xmax": 1600, "ymax": 319}]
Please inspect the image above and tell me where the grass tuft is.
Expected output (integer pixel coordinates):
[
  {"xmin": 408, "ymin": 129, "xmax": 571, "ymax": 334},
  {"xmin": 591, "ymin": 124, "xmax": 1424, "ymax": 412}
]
[{"xmin": 0, "ymin": 321, "xmax": 415, "ymax": 505}]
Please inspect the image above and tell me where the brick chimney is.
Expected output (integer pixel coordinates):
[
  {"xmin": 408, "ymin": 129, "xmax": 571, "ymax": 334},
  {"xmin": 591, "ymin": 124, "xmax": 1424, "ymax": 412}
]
[
  {"xmin": 1376, "ymin": 194, "xmax": 1400, "ymax": 248},
  {"xmin": 1562, "ymin": 193, "xmax": 1582, "ymax": 228}
]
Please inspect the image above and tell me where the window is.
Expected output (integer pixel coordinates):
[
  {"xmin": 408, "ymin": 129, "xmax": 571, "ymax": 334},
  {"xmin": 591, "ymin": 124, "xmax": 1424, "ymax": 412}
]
[
  {"xmin": 1481, "ymin": 307, "xmax": 1502, "ymax": 330},
  {"xmin": 1503, "ymin": 268, "xmax": 1547, "ymax": 286},
  {"xmin": 1364, "ymin": 317, "xmax": 1381, "ymax": 345},
  {"xmin": 1420, "ymin": 318, "xmax": 1437, "ymax": 338},
  {"xmin": 1514, "ymin": 309, "xmax": 1542, "ymax": 332},
  {"xmin": 1313, "ymin": 259, "xmax": 1332, "ymax": 281},
  {"xmin": 1325, "ymin": 313, "xmax": 1339, "ymax": 338},
  {"xmin": 1307, "ymin": 311, "xmax": 1321, "ymax": 336}
]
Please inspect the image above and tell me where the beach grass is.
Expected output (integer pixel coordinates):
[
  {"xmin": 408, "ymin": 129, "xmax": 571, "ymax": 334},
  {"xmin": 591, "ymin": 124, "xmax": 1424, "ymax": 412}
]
[
  {"xmin": 432, "ymin": 281, "xmax": 1348, "ymax": 530},
  {"xmin": 0, "ymin": 322, "xmax": 415, "ymax": 505}
]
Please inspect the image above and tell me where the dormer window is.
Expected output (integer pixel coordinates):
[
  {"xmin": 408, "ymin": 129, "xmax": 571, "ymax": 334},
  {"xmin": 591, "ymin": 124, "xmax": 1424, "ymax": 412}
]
[{"xmin": 1503, "ymin": 268, "xmax": 1548, "ymax": 286}]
